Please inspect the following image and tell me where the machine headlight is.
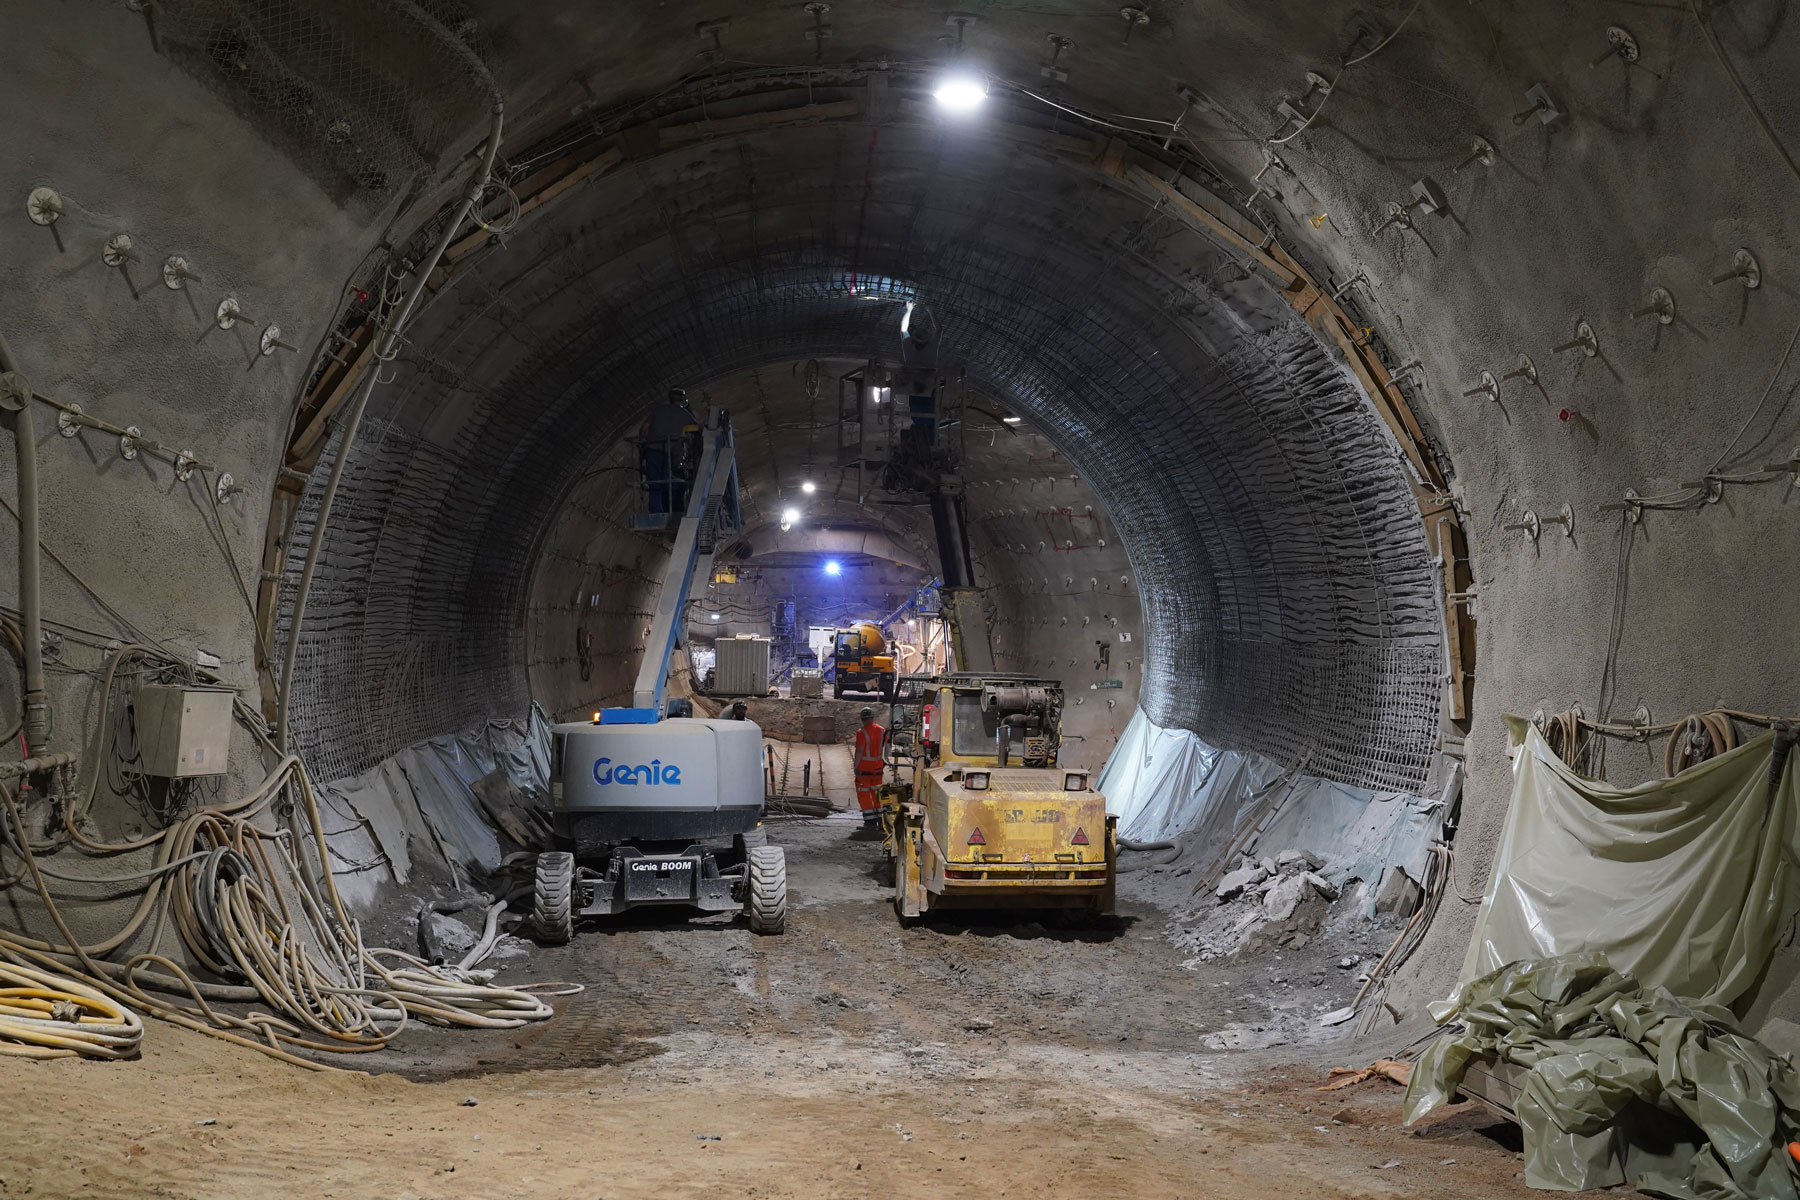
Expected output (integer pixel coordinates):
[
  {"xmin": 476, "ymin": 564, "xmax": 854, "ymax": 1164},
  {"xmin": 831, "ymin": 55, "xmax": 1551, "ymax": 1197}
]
[
  {"xmin": 1063, "ymin": 771, "xmax": 1089, "ymax": 792},
  {"xmin": 962, "ymin": 770, "xmax": 991, "ymax": 791}
]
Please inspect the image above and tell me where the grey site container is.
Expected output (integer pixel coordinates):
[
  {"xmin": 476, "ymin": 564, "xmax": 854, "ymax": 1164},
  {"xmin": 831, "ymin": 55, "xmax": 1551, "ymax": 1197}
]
[
  {"xmin": 713, "ymin": 635, "xmax": 772, "ymax": 696},
  {"xmin": 791, "ymin": 667, "xmax": 824, "ymax": 699}
]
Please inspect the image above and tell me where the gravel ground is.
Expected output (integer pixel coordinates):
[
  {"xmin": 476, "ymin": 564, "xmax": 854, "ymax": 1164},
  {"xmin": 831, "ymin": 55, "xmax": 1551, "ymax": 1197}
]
[{"xmin": 0, "ymin": 818, "xmax": 1582, "ymax": 1198}]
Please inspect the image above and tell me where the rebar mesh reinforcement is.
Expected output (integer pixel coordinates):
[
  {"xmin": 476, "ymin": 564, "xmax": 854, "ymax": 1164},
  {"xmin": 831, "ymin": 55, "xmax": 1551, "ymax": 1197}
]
[
  {"xmin": 145, "ymin": 0, "xmax": 495, "ymax": 207},
  {"xmin": 276, "ymin": 123, "xmax": 1443, "ymax": 792}
]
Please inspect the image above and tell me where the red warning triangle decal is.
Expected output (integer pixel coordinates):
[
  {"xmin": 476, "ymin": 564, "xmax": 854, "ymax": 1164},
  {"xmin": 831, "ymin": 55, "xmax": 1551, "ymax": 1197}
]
[
  {"xmin": 967, "ymin": 826, "xmax": 986, "ymax": 845},
  {"xmin": 1070, "ymin": 826, "xmax": 1090, "ymax": 846}
]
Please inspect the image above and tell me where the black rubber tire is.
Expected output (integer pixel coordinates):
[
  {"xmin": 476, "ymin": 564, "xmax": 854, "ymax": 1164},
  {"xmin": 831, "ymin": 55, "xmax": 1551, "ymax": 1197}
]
[
  {"xmin": 532, "ymin": 851, "xmax": 575, "ymax": 945},
  {"xmin": 746, "ymin": 845, "xmax": 787, "ymax": 935}
]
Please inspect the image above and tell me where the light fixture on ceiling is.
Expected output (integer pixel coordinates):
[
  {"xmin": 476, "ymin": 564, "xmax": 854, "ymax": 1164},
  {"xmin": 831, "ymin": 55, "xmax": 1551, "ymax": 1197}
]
[
  {"xmin": 823, "ymin": 559, "xmax": 843, "ymax": 577},
  {"xmin": 780, "ymin": 506, "xmax": 800, "ymax": 532},
  {"xmin": 933, "ymin": 72, "xmax": 988, "ymax": 114},
  {"xmin": 801, "ymin": 480, "xmax": 816, "ymax": 494},
  {"xmin": 710, "ymin": 612, "xmax": 721, "ymax": 621},
  {"xmin": 1002, "ymin": 414, "xmax": 1023, "ymax": 425}
]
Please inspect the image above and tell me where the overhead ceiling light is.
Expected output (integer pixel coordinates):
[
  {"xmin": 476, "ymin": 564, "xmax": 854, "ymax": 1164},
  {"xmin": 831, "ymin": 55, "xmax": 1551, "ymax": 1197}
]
[
  {"xmin": 823, "ymin": 559, "xmax": 842, "ymax": 577},
  {"xmin": 933, "ymin": 72, "xmax": 988, "ymax": 113},
  {"xmin": 782, "ymin": 506, "xmax": 800, "ymax": 525},
  {"xmin": 800, "ymin": 480, "xmax": 816, "ymax": 494},
  {"xmin": 1002, "ymin": 414, "xmax": 1023, "ymax": 424},
  {"xmin": 709, "ymin": 612, "xmax": 721, "ymax": 621}
]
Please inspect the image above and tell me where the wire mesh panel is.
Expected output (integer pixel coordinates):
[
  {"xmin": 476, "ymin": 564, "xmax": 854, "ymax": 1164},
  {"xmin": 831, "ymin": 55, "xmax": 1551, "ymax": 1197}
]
[
  {"xmin": 277, "ymin": 119, "xmax": 1445, "ymax": 792},
  {"xmin": 147, "ymin": 0, "xmax": 493, "ymax": 206}
]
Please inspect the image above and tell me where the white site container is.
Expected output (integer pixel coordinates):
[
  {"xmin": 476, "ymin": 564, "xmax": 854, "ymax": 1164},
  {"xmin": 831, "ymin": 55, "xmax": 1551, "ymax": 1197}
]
[{"xmin": 712, "ymin": 635, "xmax": 771, "ymax": 696}]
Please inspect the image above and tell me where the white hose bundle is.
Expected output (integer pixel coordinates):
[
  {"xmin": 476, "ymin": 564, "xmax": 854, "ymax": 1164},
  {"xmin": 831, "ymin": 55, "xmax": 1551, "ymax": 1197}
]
[
  {"xmin": 1, "ymin": 739, "xmax": 577, "ymax": 1070},
  {"xmin": 0, "ymin": 957, "xmax": 143, "ymax": 1060}
]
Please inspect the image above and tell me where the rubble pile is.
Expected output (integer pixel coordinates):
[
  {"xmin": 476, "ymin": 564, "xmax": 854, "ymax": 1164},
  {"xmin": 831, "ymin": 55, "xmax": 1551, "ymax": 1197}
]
[
  {"xmin": 1172, "ymin": 849, "xmax": 1352, "ymax": 964},
  {"xmin": 1117, "ymin": 842, "xmax": 1403, "ymax": 1050}
]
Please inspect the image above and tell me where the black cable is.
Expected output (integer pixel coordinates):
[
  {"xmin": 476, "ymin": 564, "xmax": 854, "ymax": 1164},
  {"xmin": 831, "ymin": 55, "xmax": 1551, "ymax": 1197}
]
[{"xmin": 1689, "ymin": 0, "xmax": 1800, "ymax": 187}]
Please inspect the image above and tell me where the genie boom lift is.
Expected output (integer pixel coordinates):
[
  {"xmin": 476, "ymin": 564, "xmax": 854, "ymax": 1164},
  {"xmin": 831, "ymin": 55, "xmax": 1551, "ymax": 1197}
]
[{"xmin": 534, "ymin": 409, "xmax": 788, "ymax": 940}]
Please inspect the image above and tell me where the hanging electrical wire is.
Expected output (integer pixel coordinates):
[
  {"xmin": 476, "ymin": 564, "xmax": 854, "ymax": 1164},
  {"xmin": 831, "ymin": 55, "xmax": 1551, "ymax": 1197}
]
[
  {"xmin": 1352, "ymin": 838, "xmax": 1449, "ymax": 1035},
  {"xmin": 1268, "ymin": 0, "xmax": 1427, "ymax": 147},
  {"xmin": 1688, "ymin": 0, "xmax": 1800, "ymax": 187}
]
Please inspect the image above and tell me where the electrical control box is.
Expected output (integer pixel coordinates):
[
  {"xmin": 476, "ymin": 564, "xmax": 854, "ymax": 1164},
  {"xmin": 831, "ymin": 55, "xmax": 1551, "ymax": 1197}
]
[{"xmin": 134, "ymin": 685, "xmax": 233, "ymax": 777}]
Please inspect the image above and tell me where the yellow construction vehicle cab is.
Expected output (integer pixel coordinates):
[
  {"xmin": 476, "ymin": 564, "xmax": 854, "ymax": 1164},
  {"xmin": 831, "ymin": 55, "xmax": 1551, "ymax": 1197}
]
[{"xmin": 882, "ymin": 673, "xmax": 1116, "ymax": 921}]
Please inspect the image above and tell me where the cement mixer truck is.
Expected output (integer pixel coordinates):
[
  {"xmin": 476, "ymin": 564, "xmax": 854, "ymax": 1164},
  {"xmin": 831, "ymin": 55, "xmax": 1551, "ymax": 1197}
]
[{"xmin": 831, "ymin": 621, "xmax": 897, "ymax": 699}]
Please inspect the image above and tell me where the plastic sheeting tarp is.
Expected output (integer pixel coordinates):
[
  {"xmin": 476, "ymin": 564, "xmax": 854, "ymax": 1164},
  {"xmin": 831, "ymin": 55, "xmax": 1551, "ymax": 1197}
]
[
  {"xmin": 1456, "ymin": 717, "xmax": 1800, "ymax": 1010},
  {"xmin": 1254, "ymin": 774, "xmax": 1448, "ymax": 899},
  {"xmin": 1404, "ymin": 954, "xmax": 1800, "ymax": 1197},
  {"xmin": 321, "ymin": 759, "xmax": 434, "ymax": 885},
  {"xmin": 1097, "ymin": 707, "xmax": 1443, "ymax": 900},
  {"xmin": 317, "ymin": 708, "xmax": 554, "ymax": 888},
  {"xmin": 1098, "ymin": 708, "xmax": 1281, "ymax": 845}
]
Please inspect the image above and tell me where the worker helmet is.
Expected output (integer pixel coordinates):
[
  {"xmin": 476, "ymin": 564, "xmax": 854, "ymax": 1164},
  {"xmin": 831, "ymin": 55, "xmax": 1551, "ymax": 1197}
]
[{"xmin": 860, "ymin": 707, "xmax": 875, "ymax": 722}]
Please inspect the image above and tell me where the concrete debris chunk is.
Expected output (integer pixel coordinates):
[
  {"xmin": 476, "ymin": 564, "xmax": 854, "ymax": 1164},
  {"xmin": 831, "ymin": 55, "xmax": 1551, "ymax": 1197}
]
[
  {"xmin": 1262, "ymin": 874, "xmax": 1314, "ymax": 921},
  {"xmin": 1373, "ymin": 865, "xmax": 1422, "ymax": 916},
  {"xmin": 1301, "ymin": 872, "xmax": 1338, "ymax": 901},
  {"xmin": 1258, "ymin": 856, "xmax": 1276, "ymax": 876},
  {"xmin": 1276, "ymin": 849, "xmax": 1324, "ymax": 872},
  {"xmin": 1215, "ymin": 862, "xmax": 1270, "ymax": 901}
]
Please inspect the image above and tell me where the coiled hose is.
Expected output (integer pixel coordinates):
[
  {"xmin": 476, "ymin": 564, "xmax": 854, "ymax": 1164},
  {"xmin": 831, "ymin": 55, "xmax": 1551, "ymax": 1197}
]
[
  {"xmin": 0, "ymin": 746, "xmax": 577, "ymax": 1069},
  {"xmin": 0, "ymin": 958, "xmax": 142, "ymax": 1060},
  {"xmin": 1665, "ymin": 711, "xmax": 1738, "ymax": 777},
  {"xmin": 1117, "ymin": 837, "xmax": 1181, "ymax": 871}
]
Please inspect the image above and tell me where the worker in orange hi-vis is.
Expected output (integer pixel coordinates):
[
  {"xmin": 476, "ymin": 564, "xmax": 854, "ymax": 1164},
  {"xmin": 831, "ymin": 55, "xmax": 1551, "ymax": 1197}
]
[{"xmin": 853, "ymin": 706, "xmax": 886, "ymax": 825}]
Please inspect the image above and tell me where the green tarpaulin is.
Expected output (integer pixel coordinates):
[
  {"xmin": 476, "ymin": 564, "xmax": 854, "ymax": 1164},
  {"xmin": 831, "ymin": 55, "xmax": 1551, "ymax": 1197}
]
[
  {"xmin": 1458, "ymin": 717, "xmax": 1799, "ymax": 1011},
  {"xmin": 1404, "ymin": 955, "xmax": 1800, "ymax": 1196},
  {"xmin": 1403, "ymin": 718, "xmax": 1800, "ymax": 1195}
]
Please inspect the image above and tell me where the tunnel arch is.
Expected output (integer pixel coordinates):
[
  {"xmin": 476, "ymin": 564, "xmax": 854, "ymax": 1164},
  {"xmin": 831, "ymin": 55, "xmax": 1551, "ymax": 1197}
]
[
  {"xmin": 276, "ymin": 88, "xmax": 1451, "ymax": 792},
  {"xmin": 5, "ymin": 4, "xmax": 1798, "ymax": 1140}
]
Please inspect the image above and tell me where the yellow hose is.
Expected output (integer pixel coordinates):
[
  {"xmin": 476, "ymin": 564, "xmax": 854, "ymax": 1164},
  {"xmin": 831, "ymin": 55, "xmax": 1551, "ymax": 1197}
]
[{"xmin": 0, "ymin": 958, "xmax": 143, "ymax": 1060}]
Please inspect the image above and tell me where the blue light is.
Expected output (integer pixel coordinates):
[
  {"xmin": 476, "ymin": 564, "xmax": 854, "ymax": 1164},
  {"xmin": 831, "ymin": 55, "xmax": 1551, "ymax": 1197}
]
[{"xmin": 823, "ymin": 560, "xmax": 842, "ymax": 577}]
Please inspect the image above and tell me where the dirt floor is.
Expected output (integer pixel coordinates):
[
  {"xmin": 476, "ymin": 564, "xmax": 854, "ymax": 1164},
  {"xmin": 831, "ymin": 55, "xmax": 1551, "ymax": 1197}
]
[{"xmin": 0, "ymin": 819, "xmax": 1576, "ymax": 1199}]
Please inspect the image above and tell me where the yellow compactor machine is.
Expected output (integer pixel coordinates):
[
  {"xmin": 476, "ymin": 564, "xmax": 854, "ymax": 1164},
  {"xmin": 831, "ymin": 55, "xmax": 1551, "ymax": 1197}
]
[{"xmin": 881, "ymin": 674, "xmax": 1116, "ymax": 921}]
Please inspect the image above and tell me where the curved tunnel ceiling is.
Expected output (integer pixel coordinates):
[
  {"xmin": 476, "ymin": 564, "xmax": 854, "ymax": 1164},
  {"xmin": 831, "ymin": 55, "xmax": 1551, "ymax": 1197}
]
[{"xmin": 279, "ymin": 69, "xmax": 1443, "ymax": 791}]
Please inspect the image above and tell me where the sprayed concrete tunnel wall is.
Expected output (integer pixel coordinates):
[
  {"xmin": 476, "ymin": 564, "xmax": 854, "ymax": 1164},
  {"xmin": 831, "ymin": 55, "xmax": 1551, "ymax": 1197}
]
[{"xmin": 3, "ymin": 2, "xmax": 1798, "ymax": 1024}]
